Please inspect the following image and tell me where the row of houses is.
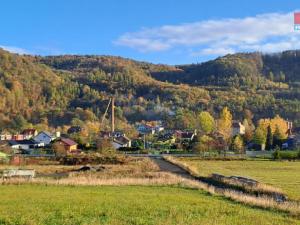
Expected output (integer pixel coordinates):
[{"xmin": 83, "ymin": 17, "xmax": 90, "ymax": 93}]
[
  {"xmin": 0, "ymin": 129, "xmax": 38, "ymax": 141},
  {"xmin": 136, "ymin": 121, "xmax": 164, "ymax": 135},
  {"xmin": 136, "ymin": 120, "xmax": 245, "ymax": 137},
  {"xmin": 1, "ymin": 129, "xmax": 79, "ymax": 154}
]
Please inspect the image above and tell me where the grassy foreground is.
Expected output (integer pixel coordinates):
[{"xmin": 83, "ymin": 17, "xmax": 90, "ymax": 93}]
[
  {"xmin": 175, "ymin": 158, "xmax": 300, "ymax": 201},
  {"xmin": 0, "ymin": 185, "xmax": 298, "ymax": 225}
]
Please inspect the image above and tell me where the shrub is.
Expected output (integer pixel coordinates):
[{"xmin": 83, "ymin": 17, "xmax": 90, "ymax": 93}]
[
  {"xmin": 279, "ymin": 151, "xmax": 297, "ymax": 160},
  {"xmin": 273, "ymin": 150, "xmax": 299, "ymax": 160}
]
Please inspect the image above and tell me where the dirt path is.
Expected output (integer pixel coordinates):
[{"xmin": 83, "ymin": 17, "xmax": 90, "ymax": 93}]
[{"xmin": 151, "ymin": 157, "xmax": 194, "ymax": 179}]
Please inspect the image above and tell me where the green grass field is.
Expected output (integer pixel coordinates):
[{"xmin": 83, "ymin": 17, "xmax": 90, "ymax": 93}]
[
  {"xmin": 176, "ymin": 158, "xmax": 300, "ymax": 201},
  {"xmin": 0, "ymin": 185, "xmax": 298, "ymax": 225}
]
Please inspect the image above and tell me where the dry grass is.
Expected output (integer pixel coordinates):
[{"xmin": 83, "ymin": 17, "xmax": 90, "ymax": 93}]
[
  {"xmin": 0, "ymin": 157, "xmax": 185, "ymax": 187},
  {"xmin": 224, "ymin": 190, "xmax": 300, "ymax": 216},
  {"xmin": 215, "ymin": 175, "xmax": 285, "ymax": 196},
  {"xmin": 0, "ymin": 172, "xmax": 192, "ymax": 186},
  {"xmin": 0, "ymin": 164, "xmax": 80, "ymax": 174},
  {"xmin": 0, "ymin": 157, "xmax": 160, "ymax": 177}
]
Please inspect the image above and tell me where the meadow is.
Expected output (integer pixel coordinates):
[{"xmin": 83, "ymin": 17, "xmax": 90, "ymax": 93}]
[
  {"xmin": 0, "ymin": 184, "xmax": 299, "ymax": 225},
  {"xmin": 175, "ymin": 158, "xmax": 300, "ymax": 201}
]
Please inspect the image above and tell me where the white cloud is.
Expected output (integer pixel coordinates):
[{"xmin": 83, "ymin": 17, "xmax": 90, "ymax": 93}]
[
  {"xmin": 115, "ymin": 11, "xmax": 300, "ymax": 56},
  {"xmin": 193, "ymin": 47, "xmax": 235, "ymax": 56},
  {"xmin": 114, "ymin": 37, "xmax": 170, "ymax": 52},
  {"xmin": 0, "ymin": 45, "xmax": 30, "ymax": 54}
]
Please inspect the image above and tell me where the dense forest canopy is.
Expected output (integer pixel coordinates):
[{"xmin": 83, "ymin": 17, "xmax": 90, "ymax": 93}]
[{"xmin": 1, "ymin": 48, "xmax": 300, "ymax": 134}]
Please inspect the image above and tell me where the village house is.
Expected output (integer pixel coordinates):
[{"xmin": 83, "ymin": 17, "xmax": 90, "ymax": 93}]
[
  {"xmin": 1, "ymin": 133, "xmax": 25, "ymax": 141},
  {"xmin": 181, "ymin": 132, "xmax": 196, "ymax": 142},
  {"xmin": 112, "ymin": 131, "xmax": 126, "ymax": 138},
  {"xmin": 112, "ymin": 136, "xmax": 131, "ymax": 149},
  {"xmin": 100, "ymin": 130, "xmax": 126, "ymax": 138},
  {"xmin": 8, "ymin": 140, "xmax": 39, "ymax": 150},
  {"xmin": 21, "ymin": 129, "xmax": 38, "ymax": 139},
  {"xmin": 56, "ymin": 138, "xmax": 78, "ymax": 152},
  {"xmin": 99, "ymin": 130, "xmax": 131, "ymax": 149},
  {"xmin": 136, "ymin": 122, "xmax": 164, "ymax": 135},
  {"xmin": 12, "ymin": 134, "xmax": 25, "ymax": 141},
  {"xmin": 175, "ymin": 130, "xmax": 197, "ymax": 142},
  {"xmin": 136, "ymin": 124, "xmax": 156, "ymax": 134},
  {"xmin": 232, "ymin": 121, "xmax": 245, "ymax": 136},
  {"xmin": 0, "ymin": 133, "xmax": 12, "ymax": 141},
  {"xmin": 156, "ymin": 133, "xmax": 176, "ymax": 146},
  {"xmin": 33, "ymin": 131, "xmax": 58, "ymax": 146}
]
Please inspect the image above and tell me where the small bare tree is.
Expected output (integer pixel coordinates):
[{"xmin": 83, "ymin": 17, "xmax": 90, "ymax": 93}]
[
  {"xmin": 52, "ymin": 142, "xmax": 67, "ymax": 157},
  {"xmin": 96, "ymin": 138, "xmax": 115, "ymax": 155}
]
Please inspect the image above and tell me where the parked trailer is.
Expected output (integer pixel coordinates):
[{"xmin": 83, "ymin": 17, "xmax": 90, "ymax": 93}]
[{"xmin": 2, "ymin": 169, "xmax": 35, "ymax": 179}]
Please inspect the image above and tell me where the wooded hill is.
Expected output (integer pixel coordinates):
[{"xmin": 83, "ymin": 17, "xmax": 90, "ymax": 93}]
[
  {"xmin": 152, "ymin": 51, "xmax": 300, "ymax": 86},
  {"xmin": 0, "ymin": 48, "xmax": 300, "ymax": 133}
]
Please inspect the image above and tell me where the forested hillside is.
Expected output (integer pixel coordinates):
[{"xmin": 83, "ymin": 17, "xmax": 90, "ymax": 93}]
[
  {"xmin": 151, "ymin": 52, "xmax": 300, "ymax": 88},
  {"xmin": 150, "ymin": 50, "xmax": 300, "ymax": 124},
  {"xmin": 1, "ymin": 48, "xmax": 300, "ymax": 134}
]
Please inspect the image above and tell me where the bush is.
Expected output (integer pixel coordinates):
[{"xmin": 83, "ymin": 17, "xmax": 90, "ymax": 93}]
[
  {"xmin": 279, "ymin": 151, "xmax": 298, "ymax": 160},
  {"xmin": 273, "ymin": 150, "xmax": 299, "ymax": 160}
]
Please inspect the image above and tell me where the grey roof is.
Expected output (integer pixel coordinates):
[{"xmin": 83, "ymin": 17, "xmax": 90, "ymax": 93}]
[
  {"xmin": 9, "ymin": 140, "xmax": 38, "ymax": 145},
  {"xmin": 39, "ymin": 131, "xmax": 54, "ymax": 138}
]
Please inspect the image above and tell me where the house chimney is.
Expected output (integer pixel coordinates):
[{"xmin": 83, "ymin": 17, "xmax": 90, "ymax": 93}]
[{"xmin": 111, "ymin": 97, "xmax": 115, "ymax": 133}]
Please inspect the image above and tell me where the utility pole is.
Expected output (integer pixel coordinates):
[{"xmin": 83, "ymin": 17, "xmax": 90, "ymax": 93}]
[{"xmin": 111, "ymin": 97, "xmax": 115, "ymax": 133}]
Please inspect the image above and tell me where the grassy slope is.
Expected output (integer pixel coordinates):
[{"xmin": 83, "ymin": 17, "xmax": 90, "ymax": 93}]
[
  {"xmin": 176, "ymin": 158, "xmax": 300, "ymax": 201},
  {"xmin": 0, "ymin": 185, "xmax": 298, "ymax": 225}
]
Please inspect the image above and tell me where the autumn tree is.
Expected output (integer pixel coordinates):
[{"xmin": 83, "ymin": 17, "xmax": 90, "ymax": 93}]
[
  {"xmin": 273, "ymin": 125, "xmax": 286, "ymax": 148},
  {"xmin": 257, "ymin": 115, "xmax": 288, "ymax": 139},
  {"xmin": 96, "ymin": 138, "xmax": 115, "ymax": 155},
  {"xmin": 271, "ymin": 115, "xmax": 288, "ymax": 139},
  {"xmin": 194, "ymin": 135, "xmax": 214, "ymax": 156},
  {"xmin": 232, "ymin": 135, "xmax": 244, "ymax": 153},
  {"xmin": 217, "ymin": 107, "xmax": 232, "ymax": 145},
  {"xmin": 243, "ymin": 109, "xmax": 254, "ymax": 125},
  {"xmin": 198, "ymin": 111, "xmax": 215, "ymax": 134},
  {"xmin": 52, "ymin": 142, "xmax": 67, "ymax": 157},
  {"xmin": 253, "ymin": 127, "xmax": 267, "ymax": 149},
  {"xmin": 243, "ymin": 119, "xmax": 255, "ymax": 142}
]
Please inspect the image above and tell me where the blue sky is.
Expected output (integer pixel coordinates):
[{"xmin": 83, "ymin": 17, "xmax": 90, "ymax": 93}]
[{"xmin": 0, "ymin": 0, "xmax": 300, "ymax": 64}]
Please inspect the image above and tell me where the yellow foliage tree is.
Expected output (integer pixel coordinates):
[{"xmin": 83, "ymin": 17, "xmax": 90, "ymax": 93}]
[
  {"xmin": 258, "ymin": 115, "xmax": 288, "ymax": 139},
  {"xmin": 217, "ymin": 107, "xmax": 232, "ymax": 143}
]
